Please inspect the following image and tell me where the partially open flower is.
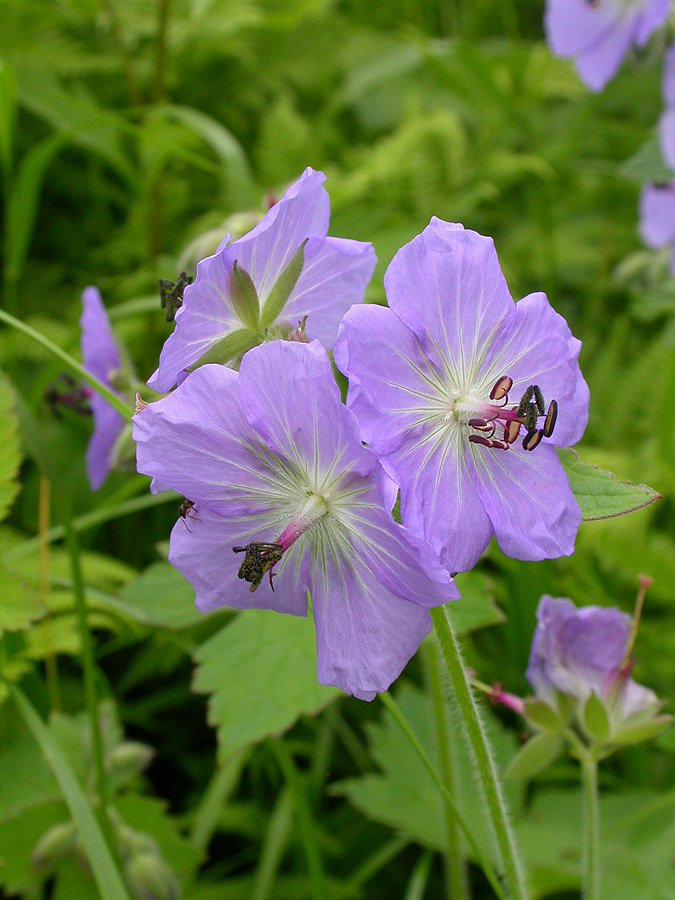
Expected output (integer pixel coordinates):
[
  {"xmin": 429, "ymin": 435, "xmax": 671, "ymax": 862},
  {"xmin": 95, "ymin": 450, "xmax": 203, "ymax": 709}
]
[
  {"xmin": 134, "ymin": 340, "xmax": 458, "ymax": 700},
  {"xmin": 335, "ymin": 218, "xmax": 589, "ymax": 573},
  {"xmin": 147, "ymin": 168, "xmax": 376, "ymax": 391},
  {"xmin": 544, "ymin": 0, "xmax": 669, "ymax": 92}
]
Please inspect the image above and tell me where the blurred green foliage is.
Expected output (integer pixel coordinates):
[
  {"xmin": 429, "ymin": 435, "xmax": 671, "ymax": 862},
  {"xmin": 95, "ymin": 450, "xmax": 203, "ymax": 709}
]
[{"xmin": 0, "ymin": 0, "xmax": 674, "ymax": 898}]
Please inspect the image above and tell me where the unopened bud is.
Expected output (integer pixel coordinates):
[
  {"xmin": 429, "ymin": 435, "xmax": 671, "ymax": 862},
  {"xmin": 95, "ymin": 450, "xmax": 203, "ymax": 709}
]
[
  {"xmin": 107, "ymin": 741, "xmax": 154, "ymax": 782},
  {"xmin": 124, "ymin": 852, "xmax": 181, "ymax": 900},
  {"xmin": 31, "ymin": 821, "xmax": 76, "ymax": 869}
]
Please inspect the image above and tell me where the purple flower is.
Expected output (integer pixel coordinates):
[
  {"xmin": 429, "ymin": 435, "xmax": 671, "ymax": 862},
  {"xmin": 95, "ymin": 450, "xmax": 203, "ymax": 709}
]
[
  {"xmin": 334, "ymin": 218, "xmax": 589, "ymax": 573},
  {"xmin": 544, "ymin": 0, "xmax": 669, "ymax": 92},
  {"xmin": 80, "ymin": 286, "xmax": 124, "ymax": 491},
  {"xmin": 658, "ymin": 43, "xmax": 675, "ymax": 169},
  {"xmin": 147, "ymin": 168, "xmax": 376, "ymax": 392},
  {"xmin": 133, "ymin": 339, "xmax": 458, "ymax": 700},
  {"xmin": 526, "ymin": 595, "xmax": 658, "ymax": 720},
  {"xmin": 639, "ymin": 182, "xmax": 675, "ymax": 272}
]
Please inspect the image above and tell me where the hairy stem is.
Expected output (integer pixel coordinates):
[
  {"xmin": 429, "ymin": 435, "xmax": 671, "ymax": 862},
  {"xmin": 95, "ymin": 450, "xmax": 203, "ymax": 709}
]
[
  {"xmin": 581, "ymin": 754, "xmax": 601, "ymax": 900},
  {"xmin": 430, "ymin": 604, "xmax": 528, "ymax": 900}
]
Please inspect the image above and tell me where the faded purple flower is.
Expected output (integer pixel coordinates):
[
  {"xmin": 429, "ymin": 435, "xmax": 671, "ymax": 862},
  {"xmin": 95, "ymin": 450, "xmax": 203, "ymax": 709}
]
[
  {"xmin": 147, "ymin": 168, "xmax": 376, "ymax": 392},
  {"xmin": 80, "ymin": 286, "xmax": 124, "ymax": 491},
  {"xmin": 334, "ymin": 218, "xmax": 589, "ymax": 573},
  {"xmin": 134, "ymin": 339, "xmax": 458, "ymax": 700},
  {"xmin": 639, "ymin": 182, "xmax": 675, "ymax": 272},
  {"xmin": 544, "ymin": 0, "xmax": 669, "ymax": 92},
  {"xmin": 526, "ymin": 595, "xmax": 658, "ymax": 720}
]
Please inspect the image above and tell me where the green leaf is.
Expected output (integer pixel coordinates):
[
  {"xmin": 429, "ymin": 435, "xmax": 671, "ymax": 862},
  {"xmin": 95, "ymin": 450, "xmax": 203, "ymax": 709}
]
[
  {"xmin": 619, "ymin": 136, "xmax": 675, "ymax": 183},
  {"xmin": 583, "ymin": 692, "xmax": 610, "ymax": 743},
  {"xmin": 0, "ymin": 58, "xmax": 16, "ymax": 176},
  {"xmin": 558, "ymin": 448, "xmax": 660, "ymax": 521},
  {"xmin": 259, "ymin": 240, "xmax": 307, "ymax": 328},
  {"xmin": 192, "ymin": 609, "xmax": 339, "ymax": 763},
  {"xmin": 10, "ymin": 686, "xmax": 132, "ymax": 900},
  {"xmin": 523, "ymin": 698, "xmax": 561, "ymax": 732},
  {"xmin": 4, "ymin": 134, "xmax": 67, "ymax": 283},
  {"xmin": 505, "ymin": 732, "xmax": 564, "ymax": 780},
  {"xmin": 449, "ymin": 571, "xmax": 505, "ymax": 633},
  {"xmin": 187, "ymin": 328, "xmax": 260, "ymax": 370},
  {"xmin": 117, "ymin": 562, "xmax": 206, "ymax": 629},
  {"xmin": 0, "ymin": 373, "xmax": 22, "ymax": 526}
]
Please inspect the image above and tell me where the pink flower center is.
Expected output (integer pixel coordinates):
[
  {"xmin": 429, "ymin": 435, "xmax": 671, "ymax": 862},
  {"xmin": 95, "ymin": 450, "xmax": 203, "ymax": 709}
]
[{"xmin": 467, "ymin": 377, "xmax": 558, "ymax": 453}]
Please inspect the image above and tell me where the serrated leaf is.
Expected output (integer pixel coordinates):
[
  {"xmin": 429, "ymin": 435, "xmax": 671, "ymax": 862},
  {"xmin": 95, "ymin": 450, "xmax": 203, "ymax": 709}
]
[
  {"xmin": 583, "ymin": 692, "xmax": 610, "ymax": 742},
  {"xmin": 523, "ymin": 698, "xmax": 561, "ymax": 732},
  {"xmin": 558, "ymin": 448, "xmax": 659, "ymax": 521},
  {"xmin": 0, "ymin": 374, "xmax": 23, "ymax": 526},
  {"xmin": 118, "ymin": 562, "xmax": 206, "ymax": 629},
  {"xmin": 505, "ymin": 732, "xmax": 564, "ymax": 780},
  {"xmin": 449, "ymin": 571, "xmax": 505, "ymax": 633},
  {"xmin": 193, "ymin": 610, "xmax": 339, "ymax": 763}
]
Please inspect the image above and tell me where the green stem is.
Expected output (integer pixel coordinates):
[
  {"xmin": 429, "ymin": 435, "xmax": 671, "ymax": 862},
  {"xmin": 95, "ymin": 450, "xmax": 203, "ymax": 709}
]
[
  {"xmin": 422, "ymin": 640, "xmax": 469, "ymax": 900},
  {"xmin": 0, "ymin": 308, "xmax": 133, "ymax": 419},
  {"xmin": 430, "ymin": 605, "xmax": 528, "ymax": 900},
  {"xmin": 64, "ymin": 517, "xmax": 115, "ymax": 853},
  {"xmin": 380, "ymin": 691, "xmax": 508, "ymax": 900},
  {"xmin": 581, "ymin": 754, "xmax": 600, "ymax": 900}
]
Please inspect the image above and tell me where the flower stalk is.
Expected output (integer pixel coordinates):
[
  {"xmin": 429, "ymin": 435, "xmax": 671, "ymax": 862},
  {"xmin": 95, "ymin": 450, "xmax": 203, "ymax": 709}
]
[
  {"xmin": 430, "ymin": 604, "xmax": 529, "ymax": 900},
  {"xmin": 581, "ymin": 753, "xmax": 600, "ymax": 900}
]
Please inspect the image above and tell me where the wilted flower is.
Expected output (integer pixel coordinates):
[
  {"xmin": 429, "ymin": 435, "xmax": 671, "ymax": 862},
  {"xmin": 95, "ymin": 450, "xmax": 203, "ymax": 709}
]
[
  {"xmin": 526, "ymin": 595, "xmax": 659, "ymax": 724},
  {"xmin": 639, "ymin": 182, "xmax": 675, "ymax": 271},
  {"xmin": 334, "ymin": 218, "xmax": 589, "ymax": 573},
  {"xmin": 147, "ymin": 168, "xmax": 376, "ymax": 392},
  {"xmin": 80, "ymin": 286, "xmax": 125, "ymax": 490},
  {"xmin": 544, "ymin": 0, "xmax": 670, "ymax": 92},
  {"xmin": 134, "ymin": 340, "xmax": 458, "ymax": 699}
]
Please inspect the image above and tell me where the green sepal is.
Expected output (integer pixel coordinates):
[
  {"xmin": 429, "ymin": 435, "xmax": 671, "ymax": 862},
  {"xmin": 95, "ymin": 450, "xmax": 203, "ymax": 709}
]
[
  {"xmin": 505, "ymin": 731, "xmax": 564, "ymax": 780},
  {"xmin": 582, "ymin": 692, "xmax": 611, "ymax": 743},
  {"xmin": 229, "ymin": 261, "xmax": 260, "ymax": 330},
  {"xmin": 523, "ymin": 698, "xmax": 561, "ymax": 732},
  {"xmin": 259, "ymin": 239, "xmax": 307, "ymax": 329},
  {"xmin": 187, "ymin": 328, "xmax": 260, "ymax": 370},
  {"xmin": 611, "ymin": 714, "xmax": 673, "ymax": 746}
]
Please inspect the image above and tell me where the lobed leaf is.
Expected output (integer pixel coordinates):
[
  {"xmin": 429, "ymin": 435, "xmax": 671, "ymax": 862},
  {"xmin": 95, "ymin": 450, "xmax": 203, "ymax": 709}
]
[{"xmin": 558, "ymin": 448, "xmax": 660, "ymax": 521}]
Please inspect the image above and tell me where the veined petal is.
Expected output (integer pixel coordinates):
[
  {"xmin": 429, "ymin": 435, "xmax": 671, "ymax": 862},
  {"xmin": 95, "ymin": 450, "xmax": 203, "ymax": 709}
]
[
  {"xmin": 86, "ymin": 403, "xmax": 124, "ymax": 491},
  {"xmin": 309, "ymin": 524, "xmax": 433, "ymax": 700},
  {"xmin": 334, "ymin": 303, "xmax": 445, "ymax": 457},
  {"xmin": 332, "ymin": 476, "xmax": 459, "ymax": 607},
  {"xmin": 388, "ymin": 427, "xmax": 494, "ymax": 573},
  {"xmin": 384, "ymin": 219, "xmax": 515, "ymax": 381},
  {"xmin": 168, "ymin": 506, "xmax": 309, "ymax": 616},
  {"xmin": 238, "ymin": 340, "xmax": 375, "ymax": 489},
  {"xmin": 283, "ymin": 235, "xmax": 376, "ymax": 349},
  {"xmin": 473, "ymin": 443, "xmax": 580, "ymax": 562},
  {"xmin": 481, "ymin": 292, "xmax": 589, "ymax": 448},
  {"xmin": 134, "ymin": 364, "xmax": 296, "ymax": 514},
  {"xmin": 220, "ymin": 168, "xmax": 330, "ymax": 305}
]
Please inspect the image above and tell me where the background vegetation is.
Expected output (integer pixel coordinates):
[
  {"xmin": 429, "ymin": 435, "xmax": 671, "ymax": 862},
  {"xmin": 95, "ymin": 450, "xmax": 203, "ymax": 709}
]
[{"xmin": 0, "ymin": 1, "xmax": 674, "ymax": 898}]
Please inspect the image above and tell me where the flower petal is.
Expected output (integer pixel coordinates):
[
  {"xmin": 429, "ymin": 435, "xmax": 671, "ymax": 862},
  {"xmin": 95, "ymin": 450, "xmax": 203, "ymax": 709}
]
[
  {"xmin": 86, "ymin": 404, "xmax": 124, "ymax": 491},
  {"xmin": 663, "ymin": 41, "xmax": 675, "ymax": 104},
  {"xmin": 283, "ymin": 235, "xmax": 376, "ymax": 349},
  {"xmin": 574, "ymin": 14, "xmax": 636, "ymax": 92},
  {"xmin": 640, "ymin": 182, "xmax": 675, "ymax": 247},
  {"xmin": 472, "ymin": 443, "xmax": 580, "ymax": 562},
  {"xmin": 308, "ymin": 528, "xmax": 433, "ymax": 700},
  {"xmin": 544, "ymin": 0, "xmax": 616, "ymax": 56},
  {"xmin": 387, "ymin": 427, "xmax": 494, "ymax": 573},
  {"xmin": 383, "ymin": 219, "xmax": 515, "ymax": 380},
  {"xmin": 134, "ymin": 364, "xmax": 294, "ymax": 514},
  {"xmin": 334, "ymin": 303, "xmax": 445, "ymax": 457},
  {"xmin": 238, "ymin": 340, "xmax": 375, "ymax": 488},
  {"xmin": 168, "ymin": 506, "xmax": 309, "ymax": 616},
  {"xmin": 482, "ymin": 291, "xmax": 589, "ymax": 448},
  {"xmin": 634, "ymin": 0, "xmax": 669, "ymax": 46}
]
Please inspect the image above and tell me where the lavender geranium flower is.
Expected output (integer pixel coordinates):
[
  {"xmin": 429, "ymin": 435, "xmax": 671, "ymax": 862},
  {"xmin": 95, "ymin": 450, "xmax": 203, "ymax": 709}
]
[
  {"xmin": 133, "ymin": 339, "xmax": 458, "ymax": 700},
  {"xmin": 147, "ymin": 168, "xmax": 376, "ymax": 392},
  {"xmin": 658, "ymin": 43, "xmax": 675, "ymax": 169},
  {"xmin": 334, "ymin": 218, "xmax": 589, "ymax": 573},
  {"xmin": 639, "ymin": 182, "xmax": 675, "ymax": 272},
  {"xmin": 544, "ymin": 0, "xmax": 669, "ymax": 92},
  {"xmin": 526, "ymin": 595, "xmax": 659, "ymax": 723},
  {"xmin": 80, "ymin": 286, "xmax": 125, "ymax": 490}
]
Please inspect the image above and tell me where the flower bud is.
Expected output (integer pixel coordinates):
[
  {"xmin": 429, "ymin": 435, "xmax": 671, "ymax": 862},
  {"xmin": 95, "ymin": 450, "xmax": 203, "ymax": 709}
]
[
  {"xmin": 107, "ymin": 741, "xmax": 154, "ymax": 783},
  {"xmin": 31, "ymin": 821, "xmax": 76, "ymax": 869},
  {"xmin": 124, "ymin": 852, "xmax": 181, "ymax": 900}
]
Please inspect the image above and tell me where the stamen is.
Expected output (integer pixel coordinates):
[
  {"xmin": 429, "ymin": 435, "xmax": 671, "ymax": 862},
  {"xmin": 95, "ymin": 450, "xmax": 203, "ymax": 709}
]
[
  {"xmin": 233, "ymin": 542, "xmax": 283, "ymax": 592},
  {"xmin": 522, "ymin": 428, "xmax": 543, "ymax": 451},
  {"xmin": 503, "ymin": 420, "xmax": 521, "ymax": 443},
  {"xmin": 490, "ymin": 376, "xmax": 513, "ymax": 400},
  {"xmin": 469, "ymin": 434, "xmax": 492, "ymax": 447},
  {"xmin": 533, "ymin": 385, "xmax": 545, "ymax": 416},
  {"xmin": 542, "ymin": 399, "xmax": 558, "ymax": 438}
]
